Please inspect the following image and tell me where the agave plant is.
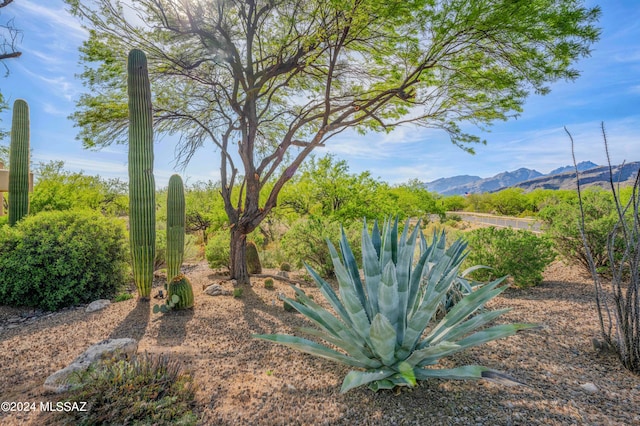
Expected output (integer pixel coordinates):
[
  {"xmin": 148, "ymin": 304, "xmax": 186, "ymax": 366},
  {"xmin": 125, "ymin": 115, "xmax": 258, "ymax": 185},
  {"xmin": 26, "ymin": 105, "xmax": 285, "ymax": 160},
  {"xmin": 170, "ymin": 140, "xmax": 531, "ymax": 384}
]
[{"xmin": 253, "ymin": 218, "xmax": 535, "ymax": 393}]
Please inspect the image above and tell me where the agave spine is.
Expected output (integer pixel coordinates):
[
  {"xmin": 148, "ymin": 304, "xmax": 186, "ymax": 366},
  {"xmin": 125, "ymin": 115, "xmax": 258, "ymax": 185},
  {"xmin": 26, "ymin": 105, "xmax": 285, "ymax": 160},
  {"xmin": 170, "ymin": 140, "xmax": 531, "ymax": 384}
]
[
  {"xmin": 128, "ymin": 49, "xmax": 156, "ymax": 299},
  {"xmin": 166, "ymin": 174, "xmax": 185, "ymax": 284},
  {"xmin": 8, "ymin": 99, "xmax": 30, "ymax": 226}
]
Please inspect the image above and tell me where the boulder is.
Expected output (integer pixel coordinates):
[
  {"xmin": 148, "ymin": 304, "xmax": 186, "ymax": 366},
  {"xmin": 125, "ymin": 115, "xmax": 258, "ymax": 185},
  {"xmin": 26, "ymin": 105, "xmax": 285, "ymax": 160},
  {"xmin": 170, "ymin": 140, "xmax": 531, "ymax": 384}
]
[
  {"xmin": 44, "ymin": 338, "xmax": 138, "ymax": 393},
  {"xmin": 85, "ymin": 299, "xmax": 111, "ymax": 313},
  {"xmin": 204, "ymin": 284, "xmax": 230, "ymax": 296}
]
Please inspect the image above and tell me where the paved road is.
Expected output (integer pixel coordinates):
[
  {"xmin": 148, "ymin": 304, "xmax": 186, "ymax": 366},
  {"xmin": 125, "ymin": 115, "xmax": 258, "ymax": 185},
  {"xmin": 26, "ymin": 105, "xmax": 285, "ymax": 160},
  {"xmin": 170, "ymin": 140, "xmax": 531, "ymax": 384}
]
[{"xmin": 449, "ymin": 212, "xmax": 543, "ymax": 234}]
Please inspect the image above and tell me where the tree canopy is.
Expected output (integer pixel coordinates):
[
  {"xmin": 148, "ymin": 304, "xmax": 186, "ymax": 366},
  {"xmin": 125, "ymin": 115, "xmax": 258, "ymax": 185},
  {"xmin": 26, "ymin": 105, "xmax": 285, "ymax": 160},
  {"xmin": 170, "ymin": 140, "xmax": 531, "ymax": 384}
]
[{"xmin": 65, "ymin": 0, "xmax": 601, "ymax": 282}]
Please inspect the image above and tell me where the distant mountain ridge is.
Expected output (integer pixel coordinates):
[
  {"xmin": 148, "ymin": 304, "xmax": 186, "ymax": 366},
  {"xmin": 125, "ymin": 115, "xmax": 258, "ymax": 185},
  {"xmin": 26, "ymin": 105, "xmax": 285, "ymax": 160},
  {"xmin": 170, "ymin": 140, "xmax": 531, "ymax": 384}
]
[{"xmin": 425, "ymin": 161, "xmax": 604, "ymax": 195}]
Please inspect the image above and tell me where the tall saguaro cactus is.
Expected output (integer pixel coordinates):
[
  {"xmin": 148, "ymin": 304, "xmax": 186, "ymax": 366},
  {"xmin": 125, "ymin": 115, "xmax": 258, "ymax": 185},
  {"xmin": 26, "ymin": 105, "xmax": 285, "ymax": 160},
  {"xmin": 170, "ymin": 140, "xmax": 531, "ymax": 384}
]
[
  {"xmin": 8, "ymin": 99, "xmax": 30, "ymax": 226},
  {"xmin": 166, "ymin": 174, "xmax": 185, "ymax": 285},
  {"xmin": 128, "ymin": 49, "xmax": 156, "ymax": 299}
]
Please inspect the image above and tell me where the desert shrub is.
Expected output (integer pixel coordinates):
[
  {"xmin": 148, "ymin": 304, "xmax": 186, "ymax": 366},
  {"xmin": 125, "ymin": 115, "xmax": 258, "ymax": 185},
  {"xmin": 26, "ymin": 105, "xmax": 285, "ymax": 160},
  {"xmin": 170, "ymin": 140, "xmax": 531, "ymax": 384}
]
[
  {"xmin": 205, "ymin": 229, "xmax": 230, "ymax": 269},
  {"xmin": 0, "ymin": 216, "xmax": 7, "ymax": 227},
  {"xmin": 464, "ymin": 227, "xmax": 555, "ymax": 288},
  {"xmin": 281, "ymin": 216, "xmax": 361, "ymax": 278},
  {"xmin": 0, "ymin": 210, "xmax": 129, "ymax": 311},
  {"xmin": 246, "ymin": 241, "xmax": 262, "ymax": 274},
  {"xmin": 539, "ymin": 188, "xmax": 619, "ymax": 273},
  {"xmin": 60, "ymin": 353, "xmax": 197, "ymax": 426}
]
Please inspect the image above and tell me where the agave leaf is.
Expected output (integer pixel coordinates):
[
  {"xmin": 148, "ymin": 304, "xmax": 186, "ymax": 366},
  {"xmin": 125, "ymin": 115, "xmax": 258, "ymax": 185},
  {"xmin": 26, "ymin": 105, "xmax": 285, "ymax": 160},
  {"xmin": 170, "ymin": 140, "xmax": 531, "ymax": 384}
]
[
  {"xmin": 395, "ymin": 220, "xmax": 421, "ymax": 344},
  {"xmin": 378, "ymin": 262, "xmax": 399, "ymax": 330},
  {"xmin": 253, "ymin": 334, "xmax": 371, "ymax": 369},
  {"xmin": 371, "ymin": 219, "xmax": 382, "ymax": 259},
  {"xmin": 297, "ymin": 327, "xmax": 381, "ymax": 368},
  {"xmin": 339, "ymin": 226, "xmax": 371, "ymax": 320},
  {"xmin": 438, "ymin": 308, "xmax": 512, "ymax": 344},
  {"xmin": 328, "ymin": 241, "xmax": 372, "ymax": 344},
  {"xmin": 369, "ymin": 313, "xmax": 397, "ymax": 366},
  {"xmin": 405, "ymin": 341, "xmax": 461, "ymax": 367},
  {"xmin": 397, "ymin": 360, "xmax": 417, "ymax": 387},
  {"xmin": 426, "ymin": 278, "xmax": 507, "ymax": 345},
  {"xmin": 406, "ymin": 246, "xmax": 431, "ymax": 318},
  {"xmin": 368, "ymin": 379, "xmax": 395, "ymax": 392},
  {"xmin": 415, "ymin": 365, "xmax": 495, "ymax": 381},
  {"xmin": 304, "ymin": 263, "xmax": 353, "ymax": 327},
  {"xmin": 454, "ymin": 323, "xmax": 538, "ymax": 350},
  {"xmin": 280, "ymin": 293, "xmax": 349, "ymax": 341},
  {"xmin": 401, "ymin": 281, "xmax": 452, "ymax": 352},
  {"xmin": 340, "ymin": 368, "xmax": 395, "ymax": 393},
  {"xmin": 361, "ymin": 221, "xmax": 382, "ymax": 316}
]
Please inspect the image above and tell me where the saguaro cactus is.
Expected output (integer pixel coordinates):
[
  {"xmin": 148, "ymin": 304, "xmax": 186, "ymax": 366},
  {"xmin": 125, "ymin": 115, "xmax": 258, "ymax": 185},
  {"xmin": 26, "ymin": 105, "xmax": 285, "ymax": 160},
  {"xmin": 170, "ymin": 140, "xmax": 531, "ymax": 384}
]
[
  {"xmin": 8, "ymin": 99, "xmax": 30, "ymax": 226},
  {"xmin": 128, "ymin": 49, "xmax": 156, "ymax": 299},
  {"xmin": 166, "ymin": 174, "xmax": 185, "ymax": 285}
]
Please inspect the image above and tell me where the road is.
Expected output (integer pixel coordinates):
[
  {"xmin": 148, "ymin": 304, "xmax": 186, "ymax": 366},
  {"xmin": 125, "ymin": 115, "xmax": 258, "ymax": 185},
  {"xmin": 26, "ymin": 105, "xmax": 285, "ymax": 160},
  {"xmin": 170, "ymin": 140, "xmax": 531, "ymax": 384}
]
[{"xmin": 449, "ymin": 211, "xmax": 543, "ymax": 234}]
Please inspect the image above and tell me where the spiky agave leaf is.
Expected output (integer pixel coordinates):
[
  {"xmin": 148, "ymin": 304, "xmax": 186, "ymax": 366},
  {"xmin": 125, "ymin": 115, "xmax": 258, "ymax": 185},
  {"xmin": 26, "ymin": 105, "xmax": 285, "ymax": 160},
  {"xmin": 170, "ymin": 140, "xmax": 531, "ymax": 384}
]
[{"xmin": 253, "ymin": 218, "xmax": 535, "ymax": 393}]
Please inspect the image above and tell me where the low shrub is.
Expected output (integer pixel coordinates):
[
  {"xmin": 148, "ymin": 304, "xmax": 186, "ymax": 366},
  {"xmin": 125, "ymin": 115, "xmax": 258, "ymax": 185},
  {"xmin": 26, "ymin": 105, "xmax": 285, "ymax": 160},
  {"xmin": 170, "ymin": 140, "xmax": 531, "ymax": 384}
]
[
  {"xmin": 205, "ymin": 229, "xmax": 230, "ymax": 269},
  {"xmin": 281, "ymin": 216, "xmax": 361, "ymax": 278},
  {"xmin": 464, "ymin": 226, "xmax": 555, "ymax": 288},
  {"xmin": 0, "ymin": 210, "xmax": 129, "ymax": 311},
  {"xmin": 61, "ymin": 353, "xmax": 197, "ymax": 425}
]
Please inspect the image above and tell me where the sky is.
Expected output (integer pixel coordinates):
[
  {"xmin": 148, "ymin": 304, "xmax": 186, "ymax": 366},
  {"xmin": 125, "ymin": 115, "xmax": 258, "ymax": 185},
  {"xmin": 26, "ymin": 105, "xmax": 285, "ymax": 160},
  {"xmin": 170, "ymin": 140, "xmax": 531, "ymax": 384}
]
[{"xmin": 0, "ymin": 0, "xmax": 639, "ymax": 188}]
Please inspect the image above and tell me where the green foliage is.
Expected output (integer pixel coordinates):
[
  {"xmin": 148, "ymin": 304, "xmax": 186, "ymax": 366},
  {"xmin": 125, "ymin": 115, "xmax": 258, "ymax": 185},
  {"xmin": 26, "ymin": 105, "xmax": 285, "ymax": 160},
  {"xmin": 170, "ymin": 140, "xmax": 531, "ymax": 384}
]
[
  {"xmin": 127, "ymin": 49, "xmax": 156, "ymax": 299},
  {"xmin": 540, "ymin": 188, "xmax": 617, "ymax": 272},
  {"xmin": 264, "ymin": 278, "xmax": 274, "ymax": 290},
  {"xmin": 31, "ymin": 161, "xmax": 128, "ymax": 216},
  {"xmin": 246, "ymin": 241, "xmax": 262, "ymax": 274},
  {"xmin": 255, "ymin": 219, "xmax": 533, "ymax": 393},
  {"xmin": 0, "ymin": 210, "xmax": 129, "ymax": 311},
  {"xmin": 205, "ymin": 229, "xmax": 230, "ymax": 269},
  {"xmin": 8, "ymin": 99, "xmax": 30, "ymax": 226},
  {"xmin": 464, "ymin": 227, "xmax": 555, "ymax": 288},
  {"xmin": 61, "ymin": 353, "xmax": 197, "ymax": 426},
  {"xmin": 281, "ymin": 216, "xmax": 361, "ymax": 278},
  {"xmin": 114, "ymin": 292, "xmax": 134, "ymax": 302},
  {"xmin": 491, "ymin": 188, "xmax": 531, "ymax": 216},
  {"xmin": 233, "ymin": 287, "xmax": 243, "ymax": 298},
  {"xmin": 442, "ymin": 195, "xmax": 467, "ymax": 212}
]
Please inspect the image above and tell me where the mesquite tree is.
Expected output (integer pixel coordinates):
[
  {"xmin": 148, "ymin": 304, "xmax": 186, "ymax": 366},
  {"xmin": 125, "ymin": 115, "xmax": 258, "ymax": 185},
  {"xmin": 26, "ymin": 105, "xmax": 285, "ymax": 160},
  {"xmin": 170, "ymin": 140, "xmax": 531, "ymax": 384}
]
[{"xmin": 66, "ymin": 0, "xmax": 600, "ymax": 284}]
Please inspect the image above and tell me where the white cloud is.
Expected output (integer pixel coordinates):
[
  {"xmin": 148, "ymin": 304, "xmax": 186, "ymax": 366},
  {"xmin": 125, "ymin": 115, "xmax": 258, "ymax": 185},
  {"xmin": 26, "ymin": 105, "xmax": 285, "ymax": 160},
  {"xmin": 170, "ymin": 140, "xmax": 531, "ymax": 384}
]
[{"xmin": 14, "ymin": 0, "xmax": 88, "ymax": 41}]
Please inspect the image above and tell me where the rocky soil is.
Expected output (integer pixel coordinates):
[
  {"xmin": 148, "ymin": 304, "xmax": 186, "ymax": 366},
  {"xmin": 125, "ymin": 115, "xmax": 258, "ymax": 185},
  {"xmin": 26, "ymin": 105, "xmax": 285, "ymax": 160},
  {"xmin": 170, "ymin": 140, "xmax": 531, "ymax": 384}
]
[{"xmin": 1, "ymin": 261, "xmax": 639, "ymax": 425}]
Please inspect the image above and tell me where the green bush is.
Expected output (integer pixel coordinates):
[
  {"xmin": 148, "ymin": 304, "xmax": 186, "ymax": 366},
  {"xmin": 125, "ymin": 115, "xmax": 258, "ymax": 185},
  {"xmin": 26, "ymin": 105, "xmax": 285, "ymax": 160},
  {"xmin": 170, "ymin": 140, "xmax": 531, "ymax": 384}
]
[
  {"xmin": 61, "ymin": 353, "xmax": 197, "ymax": 426},
  {"xmin": 281, "ymin": 216, "xmax": 361, "ymax": 278},
  {"xmin": 464, "ymin": 227, "xmax": 555, "ymax": 288},
  {"xmin": 205, "ymin": 229, "xmax": 230, "ymax": 269},
  {"xmin": 539, "ymin": 188, "xmax": 620, "ymax": 273},
  {"xmin": 0, "ymin": 210, "xmax": 129, "ymax": 311}
]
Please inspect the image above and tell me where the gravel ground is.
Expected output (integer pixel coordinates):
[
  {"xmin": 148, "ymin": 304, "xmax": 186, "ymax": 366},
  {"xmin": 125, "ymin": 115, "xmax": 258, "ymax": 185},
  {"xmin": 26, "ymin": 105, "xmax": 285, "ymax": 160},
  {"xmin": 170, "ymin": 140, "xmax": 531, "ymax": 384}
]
[{"xmin": 0, "ymin": 261, "xmax": 639, "ymax": 425}]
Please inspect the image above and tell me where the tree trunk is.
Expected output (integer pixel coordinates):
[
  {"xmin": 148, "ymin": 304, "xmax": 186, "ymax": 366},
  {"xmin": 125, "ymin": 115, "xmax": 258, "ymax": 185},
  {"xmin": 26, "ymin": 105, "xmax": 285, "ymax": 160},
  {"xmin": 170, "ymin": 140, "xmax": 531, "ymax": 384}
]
[{"xmin": 230, "ymin": 227, "xmax": 250, "ymax": 285}]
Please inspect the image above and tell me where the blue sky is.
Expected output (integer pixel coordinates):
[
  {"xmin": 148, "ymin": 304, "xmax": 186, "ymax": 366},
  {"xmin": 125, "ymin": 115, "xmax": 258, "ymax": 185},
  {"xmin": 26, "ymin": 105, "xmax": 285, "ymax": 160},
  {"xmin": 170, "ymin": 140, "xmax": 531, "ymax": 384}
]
[{"xmin": 0, "ymin": 0, "xmax": 638, "ymax": 188}]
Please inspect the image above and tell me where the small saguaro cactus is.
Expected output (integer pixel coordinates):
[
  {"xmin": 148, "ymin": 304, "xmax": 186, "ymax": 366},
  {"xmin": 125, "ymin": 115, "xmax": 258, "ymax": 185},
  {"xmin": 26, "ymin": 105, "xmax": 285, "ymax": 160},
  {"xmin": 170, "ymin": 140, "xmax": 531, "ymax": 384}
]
[
  {"xmin": 128, "ymin": 49, "xmax": 156, "ymax": 300},
  {"xmin": 166, "ymin": 174, "xmax": 185, "ymax": 285},
  {"xmin": 246, "ymin": 241, "xmax": 262, "ymax": 274},
  {"xmin": 8, "ymin": 99, "xmax": 30, "ymax": 226}
]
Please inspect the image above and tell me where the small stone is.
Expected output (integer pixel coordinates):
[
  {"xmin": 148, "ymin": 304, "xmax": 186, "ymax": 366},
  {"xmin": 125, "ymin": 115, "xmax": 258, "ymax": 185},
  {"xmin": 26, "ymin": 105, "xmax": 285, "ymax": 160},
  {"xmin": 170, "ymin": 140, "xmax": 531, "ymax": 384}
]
[
  {"xmin": 7, "ymin": 316, "xmax": 22, "ymax": 323},
  {"xmin": 86, "ymin": 299, "xmax": 111, "ymax": 313},
  {"xmin": 276, "ymin": 271, "xmax": 289, "ymax": 279},
  {"xmin": 580, "ymin": 382, "xmax": 599, "ymax": 394}
]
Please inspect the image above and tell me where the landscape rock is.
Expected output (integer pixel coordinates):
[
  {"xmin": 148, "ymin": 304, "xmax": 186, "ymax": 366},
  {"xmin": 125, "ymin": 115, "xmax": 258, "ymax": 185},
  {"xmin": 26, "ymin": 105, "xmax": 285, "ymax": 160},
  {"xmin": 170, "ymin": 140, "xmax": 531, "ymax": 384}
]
[
  {"xmin": 204, "ymin": 284, "xmax": 231, "ymax": 296},
  {"xmin": 580, "ymin": 382, "xmax": 599, "ymax": 394},
  {"xmin": 85, "ymin": 299, "xmax": 111, "ymax": 313},
  {"xmin": 44, "ymin": 338, "xmax": 138, "ymax": 393},
  {"xmin": 276, "ymin": 271, "xmax": 290, "ymax": 279}
]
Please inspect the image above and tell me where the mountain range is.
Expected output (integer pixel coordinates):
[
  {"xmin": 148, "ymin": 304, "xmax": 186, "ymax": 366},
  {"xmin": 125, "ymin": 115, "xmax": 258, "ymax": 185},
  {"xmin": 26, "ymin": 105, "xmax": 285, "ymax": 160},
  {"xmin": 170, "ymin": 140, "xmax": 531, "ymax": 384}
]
[{"xmin": 423, "ymin": 161, "xmax": 639, "ymax": 195}]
